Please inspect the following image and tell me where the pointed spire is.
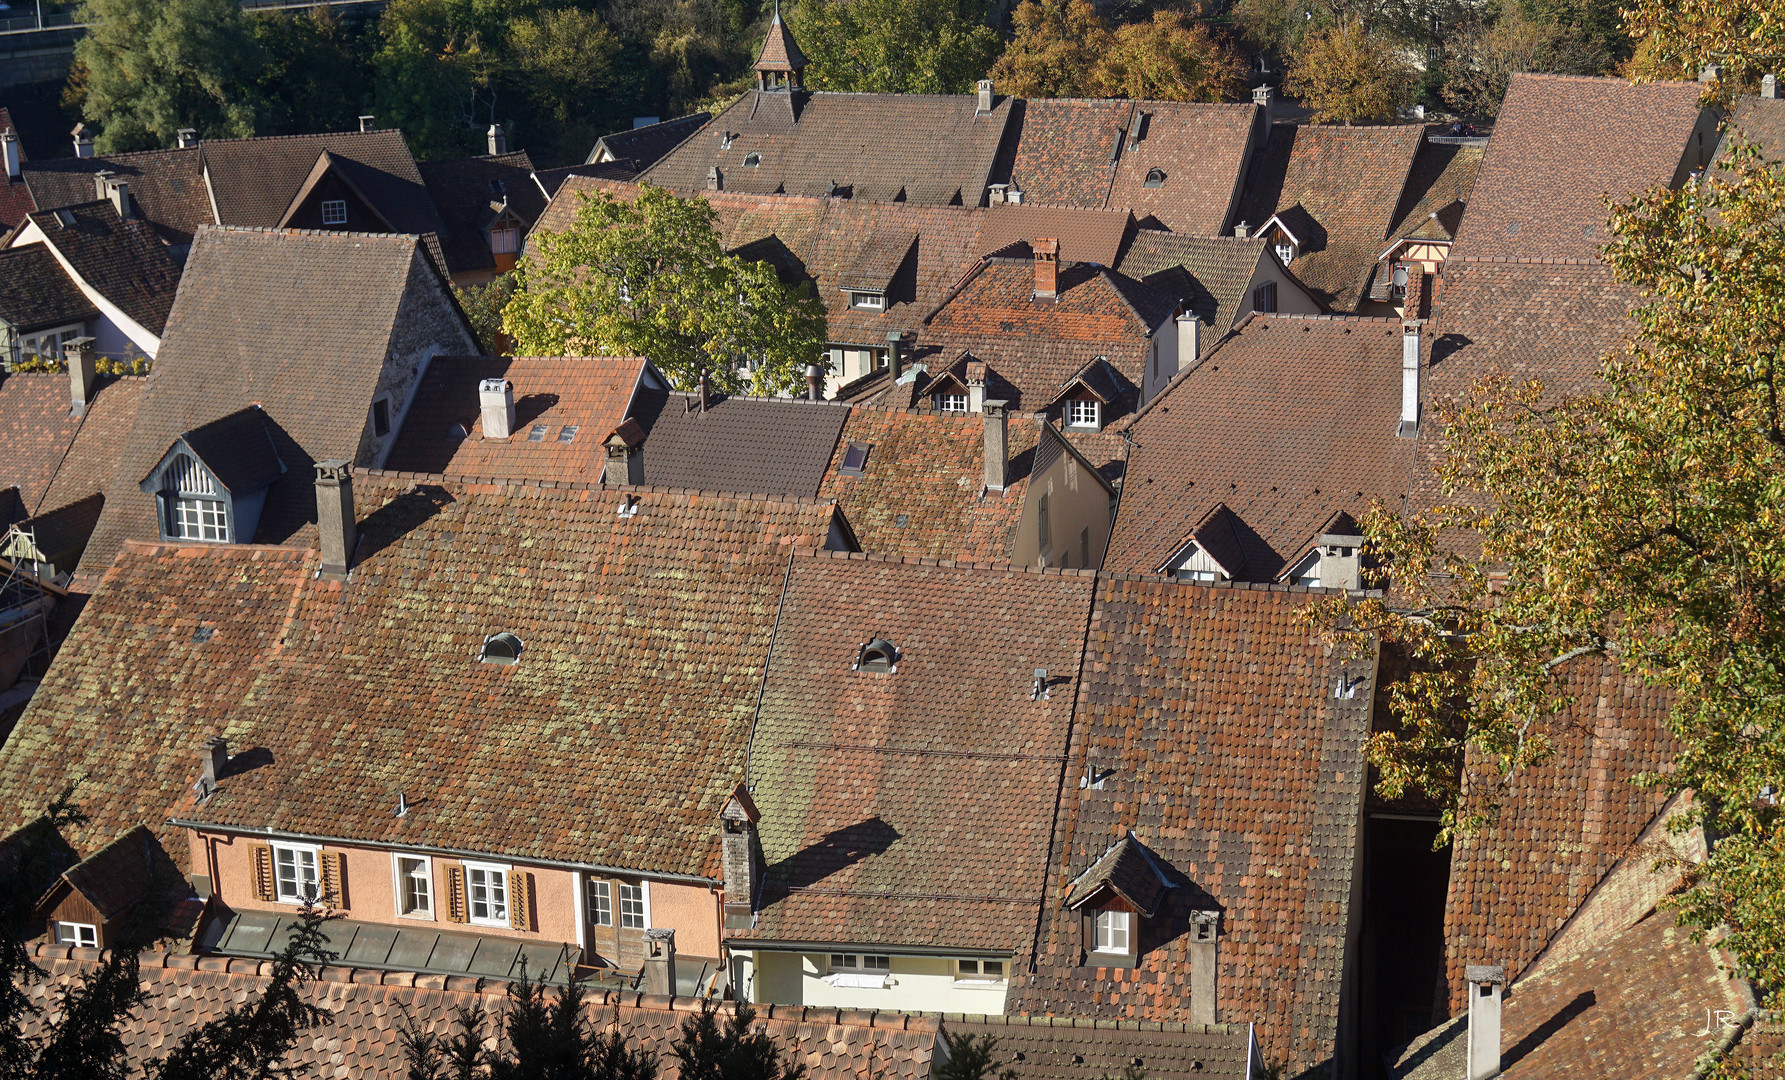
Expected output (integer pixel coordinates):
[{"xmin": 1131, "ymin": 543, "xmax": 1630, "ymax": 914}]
[
  {"xmin": 754, "ymin": 3, "xmax": 807, "ymax": 89},
  {"xmin": 772, "ymin": 0, "xmax": 780, "ymax": 24}
]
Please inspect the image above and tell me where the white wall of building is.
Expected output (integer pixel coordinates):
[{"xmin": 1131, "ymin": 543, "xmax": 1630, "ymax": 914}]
[{"xmin": 737, "ymin": 950, "xmax": 1011, "ymax": 1014}]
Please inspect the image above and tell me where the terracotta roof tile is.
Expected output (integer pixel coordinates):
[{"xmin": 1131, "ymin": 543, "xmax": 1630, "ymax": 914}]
[
  {"xmin": 200, "ymin": 129, "xmax": 446, "ymax": 239},
  {"xmin": 36, "ymin": 376, "xmax": 144, "ymax": 515},
  {"xmin": 1724, "ymin": 95, "xmax": 1785, "ymax": 161},
  {"xmin": 0, "ymin": 243, "xmax": 96, "ymax": 333},
  {"xmin": 1116, "ymin": 233, "xmax": 1276, "ymax": 334},
  {"xmin": 23, "ymin": 147, "xmax": 211, "ymax": 247},
  {"xmin": 0, "ymin": 373, "xmax": 83, "ymax": 512},
  {"xmin": 977, "ymin": 203, "xmax": 1132, "ymax": 268},
  {"xmin": 1383, "ymin": 140, "xmax": 1482, "ymax": 249},
  {"xmin": 25, "ymin": 199, "xmax": 183, "ymax": 335},
  {"xmin": 945, "ymin": 1015, "xmax": 1254, "ymax": 1080},
  {"xmin": 1009, "ymin": 579, "xmax": 1374, "ymax": 1076},
  {"xmin": 631, "ymin": 390, "xmax": 851, "ymax": 499}
]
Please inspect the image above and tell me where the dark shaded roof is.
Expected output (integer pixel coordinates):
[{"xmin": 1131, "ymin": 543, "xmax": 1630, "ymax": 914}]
[
  {"xmin": 151, "ymin": 407, "xmax": 283, "ymax": 494},
  {"xmin": 1105, "ymin": 314, "xmax": 1417, "ymax": 578},
  {"xmin": 26, "ymin": 200, "xmax": 182, "ymax": 334},
  {"xmin": 416, "ymin": 152, "xmax": 548, "ymax": 276},
  {"xmin": 0, "ymin": 373, "xmax": 85, "ymax": 513},
  {"xmin": 0, "ymin": 242, "xmax": 96, "ymax": 333},
  {"xmin": 532, "ymin": 161, "xmax": 642, "ymax": 197},
  {"xmin": 57, "ymin": 822, "xmax": 157, "ymax": 920},
  {"xmin": 742, "ymin": 551, "xmax": 1097, "ymax": 951},
  {"xmin": 81, "ymin": 227, "xmax": 463, "ymax": 572},
  {"xmin": 588, "ymin": 114, "xmax": 711, "ymax": 171},
  {"xmin": 1062, "ymin": 834, "xmax": 1171, "ymax": 917},
  {"xmin": 1451, "ymin": 75, "xmax": 1707, "ymax": 261},
  {"xmin": 384, "ymin": 355, "xmax": 648, "ymax": 481},
  {"xmin": 1383, "ymin": 139, "xmax": 1483, "ymax": 247},
  {"xmin": 13, "ymin": 492, "xmax": 104, "ymax": 561},
  {"xmin": 945, "ymin": 1015, "xmax": 1255, "ymax": 1080},
  {"xmin": 0, "ymin": 108, "xmax": 33, "ymax": 231},
  {"xmin": 836, "ymin": 229, "xmax": 917, "ymax": 293},
  {"xmin": 639, "ymin": 90, "xmax": 1015, "ymax": 206},
  {"xmin": 23, "ymin": 147, "xmax": 211, "ymax": 246},
  {"xmin": 977, "ymin": 203, "xmax": 1131, "ymax": 268},
  {"xmin": 631, "ymin": 389, "xmax": 850, "ymax": 498},
  {"xmin": 1009, "ymin": 579, "xmax": 1374, "ymax": 1076},
  {"xmin": 1116, "ymin": 232, "xmax": 1277, "ymax": 330},
  {"xmin": 1237, "ymin": 123, "xmax": 1425, "ymax": 311},
  {"xmin": 199, "ymin": 130, "xmax": 446, "ymax": 240},
  {"xmin": 0, "ymin": 475, "xmax": 847, "ymax": 879}
]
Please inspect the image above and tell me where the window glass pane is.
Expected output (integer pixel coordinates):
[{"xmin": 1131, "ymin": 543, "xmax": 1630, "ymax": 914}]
[
  {"xmin": 983, "ymin": 960, "xmax": 1004, "ymax": 977},
  {"xmin": 957, "ymin": 959, "xmax": 978, "ymax": 975},
  {"xmin": 588, "ymin": 880, "xmax": 613, "ymax": 926},
  {"xmin": 57, "ymin": 922, "xmax": 97, "ymax": 947},
  {"xmin": 619, "ymin": 883, "xmax": 646, "ymax": 929},
  {"xmin": 467, "ymin": 866, "xmax": 508, "ymax": 923},
  {"xmin": 321, "ymin": 200, "xmax": 347, "ymax": 225},
  {"xmin": 274, "ymin": 846, "xmax": 318, "ymax": 902},
  {"xmin": 398, "ymin": 857, "xmax": 431, "ymax": 915},
  {"xmin": 1095, "ymin": 910, "xmax": 1130, "ymax": 952},
  {"xmin": 491, "ymin": 226, "xmax": 518, "ymax": 254}
]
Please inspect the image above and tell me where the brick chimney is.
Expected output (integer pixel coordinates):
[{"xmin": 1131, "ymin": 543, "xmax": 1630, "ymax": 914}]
[
  {"xmin": 479, "ymin": 378, "xmax": 515, "ymax": 439},
  {"xmin": 1033, "ymin": 238, "xmax": 1059, "ymax": 300},
  {"xmin": 487, "ymin": 124, "xmax": 506, "ymax": 156},
  {"xmin": 721, "ymin": 783, "xmax": 760, "ymax": 928},
  {"xmin": 1, "ymin": 128, "xmax": 18, "ymax": 180},
  {"xmin": 1398, "ymin": 320, "xmax": 1422, "ymax": 438},
  {"xmin": 314, "ymin": 461, "xmax": 357, "ymax": 581},
  {"xmin": 983, "ymin": 399, "xmax": 1008, "ymax": 493},
  {"xmin": 976, "ymin": 79, "xmax": 994, "ymax": 115},
  {"xmin": 176, "ymin": 128, "xmax": 198, "ymax": 149},
  {"xmin": 1402, "ymin": 266, "xmax": 1428, "ymax": 319},
  {"xmin": 359, "ymin": 115, "xmax": 377, "ymax": 133},
  {"xmin": 72, "ymin": 123, "xmax": 93, "ymax": 159},
  {"xmin": 642, "ymin": 928, "xmax": 677, "ymax": 996},
  {"xmin": 604, "ymin": 420, "xmax": 645, "ymax": 485},
  {"xmin": 65, "ymin": 337, "xmax": 97, "ymax": 417},
  {"xmin": 1466, "ymin": 965, "xmax": 1505, "ymax": 1080},
  {"xmin": 885, "ymin": 331, "xmax": 906, "ymax": 382},
  {"xmin": 1189, "ymin": 910, "xmax": 1219, "ymax": 1025},
  {"xmin": 200, "ymin": 735, "xmax": 229, "ymax": 788}
]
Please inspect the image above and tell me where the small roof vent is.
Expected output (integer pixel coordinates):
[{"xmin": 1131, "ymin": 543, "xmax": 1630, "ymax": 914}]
[
  {"xmin": 1144, "ymin": 167, "xmax": 1166, "ymax": 188},
  {"xmin": 744, "ymin": 151, "xmax": 762, "ymax": 167},
  {"xmin": 481, "ymin": 632, "xmax": 524, "ymax": 665},
  {"xmin": 854, "ymin": 638, "xmax": 898, "ymax": 673}
]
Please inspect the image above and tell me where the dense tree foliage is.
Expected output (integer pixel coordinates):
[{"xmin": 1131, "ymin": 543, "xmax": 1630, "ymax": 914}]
[
  {"xmin": 1322, "ymin": 141, "xmax": 1785, "ymax": 1010},
  {"xmin": 787, "ymin": 0, "xmax": 1001, "ymax": 94},
  {"xmin": 1285, "ymin": 21, "xmax": 1414, "ymax": 123},
  {"xmin": 991, "ymin": 0, "xmax": 1243, "ymax": 102},
  {"xmin": 1621, "ymin": 0, "xmax": 1785, "ymax": 98},
  {"xmin": 503, "ymin": 185, "xmax": 827, "ymax": 394},
  {"xmin": 988, "ymin": 0, "xmax": 1112, "ymax": 99},
  {"xmin": 72, "ymin": 0, "xmax": 262, "ymax": 152},
  {"xmin": 1442, "ymin": 4, "xmax": 1612, "ymax": 117}
]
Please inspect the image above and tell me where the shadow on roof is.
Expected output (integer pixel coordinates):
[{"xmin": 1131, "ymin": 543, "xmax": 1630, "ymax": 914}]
[
  {"xmin": 355, "ymin": 483, "xmax": 456, "ymax": 565},
  {"xmin": 759, "ymin": 815, "xmax": 902, "ymax": 907}
]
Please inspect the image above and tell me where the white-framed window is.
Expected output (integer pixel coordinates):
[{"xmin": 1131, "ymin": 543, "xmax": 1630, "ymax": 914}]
[
  {"xmin": 1179, "ymin": 568, "xmax": 1220, "ymax": 583},
  {"xmin": 173, "ymin": 497, "xmax": 228, "ymax": 541},
  {"xmin": 1067, "ymin": 398, "xmax": 1101, "ymax": 429},
  {"xmin": 955, "ymin": 958, "xmax": 1006, "ymax": 981},
  {"xmin": 829, "ymin": 953, "xmax": 891, "ymax": 972},
  {"xmin": 937, "ymin": 392, "xmax": 968, "ymax": 413},
  {"xmin": 1274, "ymin": 240, "xmax": 1296, "ymax": 266},
  {"xmin": 490, "ymin": 223, "xmax": 519, "ymax": 255},
  {"xmin": 272, "ymin": 842, "xmax": 320, "ymax": 904},
  {"xmin": 56, "ymin": 922, "xmax": 98, "ymax": 948},
  {"xmin": 464, "ymin": 861, "xmax": 510, "ymax": 925},
  {"xmin": 393, "ymin": 855, "xmax": 433, "ymax": 918},
  {"xmin": 618, "ymin": 881, "xmax": 648, "ymax": 929},
  {"xmin": 1094, "ymin": 909, "xmax": 1131, "ymax": 953},
  {"xmin": 321, "ymin": 200, "xmax": 348, "ymax": 225},
  {"xmin": 850, "ymin": 292, "xmax": 884, "ymax": 311},
  {"xmin": 20, "ymin": 324, "xmax": 84, "ymax": 363},
  {"xmin": 587, "ymin": 879, "xmax": 613, "ymax": 926}
]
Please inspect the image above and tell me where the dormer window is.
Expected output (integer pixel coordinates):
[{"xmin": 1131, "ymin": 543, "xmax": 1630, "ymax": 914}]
[
  {"xmin": 743, "ymin": 151, "xmax": 762, "ymax": 167},
  {"xmin": 1094, "ymin": 909, "xmax": 1131, "ymax": 954},
  {"xmin": 481, "ymin": 632, "xmax": 524, "ymax": 665},
  {"xmin": 1275, "ymin": 240, "xmax": 1296, "ymax": 265},
  {"xmin": 1067, "ymin": 398, "xmax": 1101, "ymax": 430},
  {"xmin": 854, "ymin": 638, "xmax": 898, "ymax": 673},
  {"xmin": 1143, "ymin": 168, "xmax": 1166, "ymax": 188},
  {"xmin": 166, "ymin": 456, "xmax": 228, "ymax": 541},
  {"xmin": 937, "ymin": 391, "xmax": 968, "ymax": 413},
  {"xmin": 1289, "ymin": 549, "xmax": 1322, "ymax": 588},
  {"xmin": 850, "ymin": 292, "xmax": 884, "ymax": 310},
  {"xmin": 321, "ymin": 200, "xmax": 347, "ymax": 226},
  {"xmin": 141, "ymin": 411, "xmax": 284, "ymax": 547}
]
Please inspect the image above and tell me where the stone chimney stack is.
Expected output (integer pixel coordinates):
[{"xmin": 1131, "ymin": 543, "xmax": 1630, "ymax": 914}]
[
  {"xmin": 1398, "ymin": 320, "xmax": 1422, "ymax": 438},
  {"xmin": 642, "ymin": 928, "xmax": 677, "ymax": 996},
  {"xmin": 884, "ymin": 331, "xmax": 906, "ymax": 382},
  {"xmin": 1189, "ymin": 910, "xmax": 1220, "ymax": 1025},
  {"xmin": 721, "ymin": 783, "xmax": 760, "ymax": 928},
  {"xmin": 487, "ymin": 124, "xmax": 506, "ymax": 155},
  {"xmin": 479, "ymin": 378, "xmax": 515, "ymax": 439},
  {"xmin": 983, "ymin": 399, "xmax": 1008, "ymax": 493},
  {"xmin": 1253, "ymin": 85, "xmax": 1274, "ymax": 127},
  {"xmin": 1402, "ymin": 266, "xmax": 1428, "ymax": 320},
  {"xmin": 314, "ymin": 461, "xmax": 357, "ymax": 581},
  {"xmin": 1175, "ymin": 311, "xmax": 1200, "ymax": 369},
  {"xmin": 805, "ymin": 363, "xmax": 824, "ymax": 401},
  {"xmin": 108, "ymin": 177, "xmax": 132, "ymax": 220},
  {"xmin": 1765, "ymin": 74, "xmax": 1779, "ymax": 99},
  {"xmin": 1466, "ymin": 965, "xmax": 1505, "ymax": 1080},
  {"xmin": 72, "ymin": 123, "xmax": 93, "ymax": 159},
  {"xmin": 603, "ymin": 420, "xmax": 645, "ymax": 485},
  {"xmin": 357, "ymin": 115, "xmax": 375, "ymax": 133},
  {"xmin": 976, "ymin": 79, "xmax": 994, "ymax": 116},
  {"xmin": 1316, "ymin": 531, "xmax": 1366, "ymax": 591},
  {"xmin": 1033, "ymin": 238, "xmax": 1060, "ymax": 300},
  {"xmin": 65, "ymin": 337, "xmax": 97, "ymax": 417},
  {"xmin": 967, "ymin": 360, "xmax": 986, "ymax": 414},
  {"xmin": 1, "ymin": 129, "xmax": 19, "ymax": 181},
  {"xmin": 707, "ymin": 166, "xmax": 722, "ymax": 191},
  {"xmin": 200, "ymin": 735, "xmax": 229, "ymax": 788},
  {"xmin": 1233, "ymin": 221, "xmax": 1249, "ymax": 239},
  {"xmin": 176, "ymin": 128, "xmax": 198, "ymax": 149}
]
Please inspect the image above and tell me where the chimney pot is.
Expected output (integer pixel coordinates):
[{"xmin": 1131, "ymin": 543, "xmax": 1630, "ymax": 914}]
[
  {"xmin": 1398, "ymin": 319, "xmax": 1422, "ymax": 438},
  {"xmin": 199, "ymin": 735, "xmax": 229, "ymax": 787},
  {"xmin": 967, "ymin": 361, "xmax": 986, "ymax": 413},
  {"xmin": 642, "ymin": 928, "xmax": 677, "ymax": 996},
  {"xmin": 1033, "ymin": 237, "xmax": 1060, "ymax": 300},
  {"xmin": 982, "ymin": 399, "xmax": 1009, "ymax": 493},
  {"xmin": 359, "ymin": 115, "xmax": 377, "ymax": 132},
  {"xmin": 805, "ymin": 363, "xmax": 824, "ymax": 401},
  {"xmin": 72, "ymin": 123, "xmax": 93, "ymax": 159},
  {"xmin": 697, "ymin": 371, "xmax": 711, "ymax": 413},
  {"xmin": 1466, "ymin": 965, "xmax": 1505, "ymax": 1080},
  {"xmin": 176, "ymin": 128, "xmax": 198, "ymax": 149},
  {"xmin": 1765, "ymin": 74, "xmax": 1779, "ymax": 99},
  {"xmin": 1189, "ymin": 909, "xmax": 1220, "ymax": 1025},
  {"xmin": 1234, "ymin": 220, "xmax": 1249, "ymax": 239},
  {"xmin": 1252, "ymin": 85, "xmax": 1275, "ymax": 126},
  {"xmin": 65, "ymin": 338, "xmax": 97, "ymax": 417},
  {"xmin": 1, "ymin": 129, "xmax": 19, "ymax": 181},
  {"xmin": 487, "ymin": 123, "xmax": 506, "ymax": 156},
  {"xmin": 884, "ymin": 331, "xmax": 905, "ymax": 382},
  {"xmin": 977, "ymin": 79, "xmax": 994, "ymax": 115},
  {"xmin": 479, "ymin": 377, "xmax": 515, "ymax": 439},
  {"xmin": 603, "ymin": 424, "xmax": 645, "ymax": 486},
  {"xmin": 314, "ymin": 461, "xmax": 356, "ymax": 581}
]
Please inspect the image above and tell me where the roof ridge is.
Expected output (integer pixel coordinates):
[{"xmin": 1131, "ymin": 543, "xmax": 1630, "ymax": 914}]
[
  {"xmin": 1512, "ymin": 71, "xmax": 1701, "ymax": 88},
  {"xmin": 357, "ymin": 468, "xmax": 844, "ymax": 507},
  {"xmin": 929, "ymin": 1009, "xmax": 1246, "ymax": 1035},
  {"xmin": 197, "ymin": 224, "xmax": 423, "ymax": 244},
  {"xmin": 792, "ymin": 546, "xmax": 1100, "ymax": 579},
  {"xmin": 664, "ymin": 389, "xmax": 856, "ymax": 409},
  {"xmin": 1448, "ymin": 254, "xmax": 1609, "ymax": 266},
  {"xmin": 199, "ymin": 129, "xmax": 398, "ymax": 146},
  {"xmin": 1249, "ymin": 312, "xmax": 1404, "ymax": 323},
  {"xmin": 1095, "ymin": 568, "xmax": 1373, "ymax": 596}
]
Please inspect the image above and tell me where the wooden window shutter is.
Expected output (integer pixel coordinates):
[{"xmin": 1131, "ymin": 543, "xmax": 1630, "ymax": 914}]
[
  {"xmin": 251, "ymin": 844, "xmax": 275, "ymax": 902},
  {"xmin": 319, "ymin": 852, "xmax": 347, "ymax": 908},
  {"xmin": 508, "ymin": 870, "xmax": 531, "ymax": 931},
  {"xmin": 446, "ymin": 865, "xmax": 467, "ymax": 923}
]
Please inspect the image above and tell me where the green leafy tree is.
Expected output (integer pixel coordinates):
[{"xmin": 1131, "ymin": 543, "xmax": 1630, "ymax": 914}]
[
  {"xmin": 249, "ymin": 6, "xmax": 376, "ymax": 137},
  {"xmin": 509, "ymin": 7, "xmax": 621, "ymax": 161},
  {"xmin": 72, "ymin": 0, "xmax": 262, "ymax": 152},
  {"xmin": 1284, "ymin": 20, "xmax": 1414, "ymax": 123},
  {"xmin": 1443, "ymin": 5, "xmax": 1613, "ymax": 118},
  {"xmin": 455, "ymin": 275, "xmax": 516, "ymax": 355},
  {"xmin": 988, "ymin": 0, "xmax": 1114, "ymax": 99},
  {"xmin": 670, "ymin": 1001, "xmax": 805, "ymax": 1080},
  {"xmin": 504, "ymin": 184, "xmax": 828, "ymax": 395},
  {"xmin": 787, "ymin": 0, "xmax": 1002, "ymax": 94},
  {"xmin": 1096, "ymin": 9, "xmax": 1246, "ymax": 103},
  {"xmin": 1322, "ymin": 140, "xmax": 1785, "ymax": 1009},
  {"xmin": 1621, "ymin": 0, "xmax": 1785, "ymax": 99},
  {"xmin": 934, "ymin": 1031, "xmax": 1017, "ymax": 1080},
  {"xmin": 372, "ymin": 0, "xmax": 515, "ymax": 159}
]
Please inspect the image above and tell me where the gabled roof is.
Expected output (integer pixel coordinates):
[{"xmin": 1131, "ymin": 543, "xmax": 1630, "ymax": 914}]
[
  {"xmin": 1382, "ymin": 138, "xmax": 1482, "ymax": 249},
  {"xmin": 416, "ymin": 151, "xmax": 548, "ymax": 276},
  {"xmin": 1061, "ymin": 833, "xmax": 1173, "ymax": 917},
  {"xmin": 630, "ymin": 389, "xmax": 851, "ymax": 499},
  {"xmin": 741, "ymin": 551, "xmax": 1097, "ymax": 951},
  {"xmin": 1722, "ymin": 94, "xmax": 1785, "ymax": 161},
  {"xmin": 1104, "ymin": 314, "xmax": 1417, "ymax": 578},
  {"xmin": 1010, "ymin": 579, "xmax": 1375, "ymax": 1076},
  {"xmin": 141, "ymin": 406, "xmax": 283, "ymax": 494},
  {"xmin": 1450, "ymin": 74, "xmax": 1707, "ymax": 261},
  {"xmin": 1237, "ymin": 123, "xmax": 1425, "ymax": 310},
  {"xmin": 25, "ymin": 199, "xmax": 182, "ymax": 335},
  {"xmin": 275, "ymin": 150, "xmax": 398, "ymax": 231},
  {"xmin": 53, "ymin": 822, "xmax": 159, "ymax": 920},
  {"xmin": 977, "ymin": 203, "xmax": 1132, "ymax": 268},
  {"xmin": 384, "ymin": 355, "xmax": 650, "ymax": 481},
  {"xmin": 200, "ymin": 129, "xmax": 445, "ymax": 239},
  {"xmin": 835, "ymin": 229, "xmax": 917, "ymax": 293},
  {"xmin": 0, "ymin": 242, "xmax": 97, "ymax": 332},
  {"xmin": 1158, "ymin": 503, "xmax": 1248, "ymax": 578},
  {"xmin": 532, "ymin": 162, "xmax": 641, "ymax": 197},
  {"xmin": 1117, "ymin": 232, "xmax": 1284, "ymax": 331},
  {"xmin": 22, "ymin": 147, "xmax": 211, "ymax": 246},
  {"xmin": 0, "ymin": 475, "xmax": 848, "ymax": 878},
  {"xmin": 8, "ymin": 492, "xmax": 104, "ymax": 564},
  {"xmin": 587, "ymin": 113, "xmax": 712, "ymax": 170},
  {"xmin": 944, "ymin": 1015, "xmax": 1256, "ymax": 1080}
]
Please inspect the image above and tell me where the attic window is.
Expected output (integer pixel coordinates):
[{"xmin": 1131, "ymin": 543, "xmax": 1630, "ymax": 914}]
[
  {"xmin": 1275, "ymin": 239, "xmax": 1296, "ymax": 265},
  {"xmin": 743, "ymin": 152, "xmax": 762, "ymax": 167},
  {"xmin": 850, "ymin": 292, "xmax": 884, "ymax": 311},
  {"xmin": 491, "ymin": 224, "xmax": 519, "ymax": 255},
  {"xmin": 557, "ymin": 425, "xmax": 580, "ymax": 443},
  {"xmin": 1067, "ymin": 398, "xmax": 1101, "ymax": 430},
  {"xmin": 481, "ymin": 632, "xmax": 524, "ymax": 665},
  {"xmin": 1252, "ymin": 281, "xmax": 1277, "ymax": 314},
  {"xmin": 854, "ymin": 638, "xmax": 898, "ymax": 673},
  {"xmin": 937, "ymin": 391, "xmax": 968, "ymax": 413},
  {"xmin": 1143, "ymin": 168, "xmax": 1166, "ymax": 188},
  {"xmin": 527, "ymin": 424, "xmax": 548, "ymax": 442},
  {"xmin": 839, "ymin": 441, "xmax": 871, "ymax": 476},
  {"xmin": 1094, "ymin": 909, "xmax": 1131, "ymax": 954},
  {"xmin": 321, "ymin": 200, "xmax": 348, "ymax": 226},
  {"xmin": 489, "ymin": 179, "xmax": 506, "ymax": 195},
  {"xmin": 164, "ymin": 454, "xmax": 229, "ymax": 543}
]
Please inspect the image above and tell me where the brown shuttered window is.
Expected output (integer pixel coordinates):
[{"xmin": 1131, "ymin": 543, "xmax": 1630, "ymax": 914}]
[
  {"xmin": 251, "ymin": 844, "xmax": 275, "ymax": 902},
  {"xmin": 508, "ymin": 870, "xmax": 531, "ymax": 931},
  {"xmin": 446, "ymin": 865, "xmax": 468, "ymax": 923},
  {"xmin": 319, "ymin": 851, "xmax": 348, "ymax": 908}
]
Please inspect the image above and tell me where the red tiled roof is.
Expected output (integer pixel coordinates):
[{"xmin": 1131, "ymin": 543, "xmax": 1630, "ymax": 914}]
[
  {"xmin": 26, "ymin": 199, "xmax": 183, "ymax": 335},
  {"xmin": 590, "ymin": 114, "xmax": 712, "ymax": 172},
  {"xmin": 1104, "ymin": 314, "xmax": 1418, "ymax": 578},
  {"xmin": 0, "ymin": 373, "xmax": 82, "ymax": 513},
  {"xmin": 37, "ymin": 376, "xmax": 145, "ymax": 516},
  {"xmin": 630, "ymin": 390, "xmax": 852, "ymax": 499},
  {"xmin": 1010, "ymin": 579, "xmax": 1374, "ymax": 1075},
  {"xmin": 1008, "ymin": 100, "xmax": 1130, "ymax": 207},
  {"xmin": 1450, "ymin": 75, "xmax": 1707, "ymax": 262},
  {"xmin": 383, "ymin": 355, "xmax": 649, "ymax": 481},
  {"xmin": 977, "ymin": 202, "xmax": 1132, "ymax": 267}
]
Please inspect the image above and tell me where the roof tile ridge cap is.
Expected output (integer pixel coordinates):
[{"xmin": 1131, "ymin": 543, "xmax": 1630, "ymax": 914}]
[{"xmin": 213, "ymin": 128, "xmax": 393, "ymax": 144}]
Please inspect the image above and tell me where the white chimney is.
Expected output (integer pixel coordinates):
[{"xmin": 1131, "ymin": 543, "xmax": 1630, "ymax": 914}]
[
  {"xmin": 359, "ymin": 115, "xmax": 377, "ymax": 133},
  {"xmin": 1, "ymin": 129, "xmax": 18, "ymax": 180},
  {"xmin": 1189, "ymin": 910, "xmax": 1219, "ymax": 1025},
  {"xmin": 1466, "ymin": 965, "xmax": 1505, "ymax": 1080},
  {"xmin": 1234, "ymin": 221, "xmax": 1249, "ymax": 239},
  {"xmin": 479, "ymin": 377, "xmax": 515, "ymax": 439},
  {"xmin": 1765, "ymin": 74, "xmax": 1779, "ymax": 99},
  {"xmin": 176, "ymin": 128, "xmax": 198, "ymax": 149},
  {"xmin": 1252, "ymin": 85, "xmax": 1275, "ymax": 126},
  {"xmin": 1398, "ymin": 319, "xmax": 1421, "ymax": 437},
  {"xmin": 487, "ymin": 124, "xmax": 506, "ymax": 155},
  {"xmin": 983, "ymin": 399, "xmax": 1008, "ymax": 493},
  {"xmin": 967, "ymin": 362, "xmax": 986, "ymax": 414},
  {"xmin": 72, "ymin": 123, "xmax": 94, "ymax": 159},
  {"xmin": 1175, "ymin": 311, "xmax": 1200, "ymax": 369},
  {"xmin": 108, "ymin": 178, "xmax": 132, "ymax": 219},
  {"xmin": 1315, "ymin": 531, "xmax": 1365, "ymax": 591},
  {"xmin": 976, "ymin": 79, "xmax": 994, "ymax": 116}
]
